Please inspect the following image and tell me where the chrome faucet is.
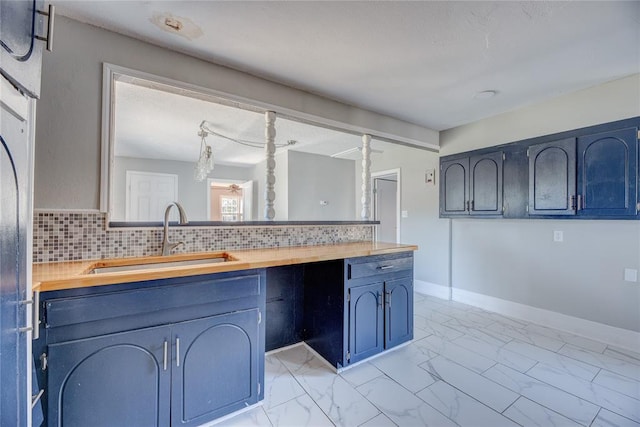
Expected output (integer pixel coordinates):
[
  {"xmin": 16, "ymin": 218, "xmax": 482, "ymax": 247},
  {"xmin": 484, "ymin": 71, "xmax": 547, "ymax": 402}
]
[{"xmin": 162, "ymin": 202, "xmax": 189, "ymax": 256}]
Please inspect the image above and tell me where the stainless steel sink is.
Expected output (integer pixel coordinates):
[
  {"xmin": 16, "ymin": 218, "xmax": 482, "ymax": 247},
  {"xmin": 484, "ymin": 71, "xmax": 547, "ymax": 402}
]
[{"xmin": 89, "ymin": 256, "xmax": 232, "ymax": 274}]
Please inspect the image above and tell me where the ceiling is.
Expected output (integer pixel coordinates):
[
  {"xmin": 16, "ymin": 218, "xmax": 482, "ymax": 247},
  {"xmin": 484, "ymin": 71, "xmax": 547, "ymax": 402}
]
[
  {"xmin": 114, "ymin": 77, "xmax": 383, "ymax": 166},
  {"xmin": 56, "ymin": 1, "xmax": 640, "ymax": 132}
]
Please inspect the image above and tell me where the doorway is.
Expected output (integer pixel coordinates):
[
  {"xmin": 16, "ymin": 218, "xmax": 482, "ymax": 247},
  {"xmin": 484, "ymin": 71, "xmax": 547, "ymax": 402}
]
[{"xmin": 372, "ymin": 169, "xmax": 400, "ymax": 243}]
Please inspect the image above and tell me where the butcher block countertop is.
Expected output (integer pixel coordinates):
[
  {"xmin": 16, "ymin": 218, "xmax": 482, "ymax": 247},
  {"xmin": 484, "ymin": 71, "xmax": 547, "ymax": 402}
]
[{"xmin": 33, "ymin": 241, "xmax": 418, "ymax": 292}]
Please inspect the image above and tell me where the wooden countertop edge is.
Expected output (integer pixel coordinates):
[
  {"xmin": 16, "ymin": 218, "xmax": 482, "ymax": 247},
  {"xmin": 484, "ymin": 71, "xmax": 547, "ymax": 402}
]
[{"xmin": 33, "ymin": 243, "xmax": 418, "ymax": 293}]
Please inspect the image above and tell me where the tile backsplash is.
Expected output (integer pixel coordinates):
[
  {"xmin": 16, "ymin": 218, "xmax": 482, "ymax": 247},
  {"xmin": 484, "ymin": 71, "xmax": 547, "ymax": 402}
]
[{"xmin": 33, "ymin": 211, "xmax": 375, "ymax": 263}]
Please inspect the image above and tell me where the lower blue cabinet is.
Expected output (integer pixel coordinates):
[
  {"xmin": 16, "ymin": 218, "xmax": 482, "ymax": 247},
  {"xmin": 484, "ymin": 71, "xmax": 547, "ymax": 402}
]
[
  {"xmin": 348, "ymin": 282, "xmax": 384, "ymax": 363},
  {"xmin": 347, "ymin": 277, "xmax": 414, "ymax": 365},
  {"xmin": 47, "ymin": 309, "xmax": 261, "ymax": 427},
  {"xmin": 385, "ymin": 277, "xmax": 414, "ymax": 348},
  {"xmin": 48, "ymin": 325, "xmax": 171, "ymax": 427},
  {"xmin": 172, "ymin": 309, "xmax": 260, "ymax": 426}
]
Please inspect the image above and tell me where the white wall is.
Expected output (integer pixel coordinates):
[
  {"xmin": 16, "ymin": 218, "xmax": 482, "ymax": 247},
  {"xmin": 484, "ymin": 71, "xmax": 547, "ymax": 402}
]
[
  {"xmin": 440, "ymin": 74, "xmax": 640, "ymax": 333},
  {"xmin": 34, "ymin": 17, "xmax": 438, "ymax": 211}
]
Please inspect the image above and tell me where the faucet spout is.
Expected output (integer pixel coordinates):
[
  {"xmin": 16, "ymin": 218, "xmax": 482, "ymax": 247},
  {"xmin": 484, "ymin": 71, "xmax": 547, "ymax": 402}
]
[{"xmin": 162, "ymin": 202, "xmax": 189, "ymax": 256}]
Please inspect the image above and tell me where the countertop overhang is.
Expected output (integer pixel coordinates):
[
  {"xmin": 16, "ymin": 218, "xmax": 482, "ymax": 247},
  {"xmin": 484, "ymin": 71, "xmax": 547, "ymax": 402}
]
[{"xmin": 33, "ymin": 242, "xmax": 418, "ymax": 292}]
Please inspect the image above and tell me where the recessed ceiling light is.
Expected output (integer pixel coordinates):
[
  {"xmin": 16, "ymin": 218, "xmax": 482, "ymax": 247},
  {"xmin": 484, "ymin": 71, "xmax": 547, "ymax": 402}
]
[{"xmin": 474, "ymin": 90, "xmax": 498, "ymax": 100}]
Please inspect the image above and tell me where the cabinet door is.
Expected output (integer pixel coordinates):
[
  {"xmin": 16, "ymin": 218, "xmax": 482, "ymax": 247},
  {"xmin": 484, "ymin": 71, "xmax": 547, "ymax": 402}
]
[
  {"xmin": 1, "ymin": 81, "xmax": 32, "ymax": 427},
  {"xmin": 0, "ymin": 0, "xmax": 44, "ymax": 97},
  {"xmin": 528, "ymin": 138, "xmax": 576, "ymax": 215},
  {"xmin": 171, "ymin": 309, "xmax": 260, "ymax": 426},
  {"xmin": 440, "ymin": 158, "xmax": 469, "ymax": 216},
  {"xmin": 348, "ymin": 282, "xmax": 384, "ymax": 364},
  {"xmin": 470, "ymin": 152, "xmax": 503, "ymax": 215},
  {"xmin": 578, "ymin": 128, "xmax": 638, "ymax": 216},
  {"xmin": 384, "ymin": 278, "xmax": 413, "ymax": 349},
  {"xmin": 47, "ymin": 326, "xmax": 171, "ymax": 427}
]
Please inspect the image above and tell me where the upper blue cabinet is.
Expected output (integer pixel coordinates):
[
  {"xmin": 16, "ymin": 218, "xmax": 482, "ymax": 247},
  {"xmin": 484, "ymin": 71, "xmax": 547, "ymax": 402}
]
[
  {"xmin": 440, "ymin": 118, "xmax": 640, "ymax": 219},
  {"xmin": 528, "ymin": 138, "xmax": 577, "ymax": 216},
  {"xmin": 0, "ymin": 0, "xmax": 52, "ymax": 97},
  {"xmin": 578, "ymin": 128, "xmax": 638, "ymax": 217},
  {"xmin": 440, "ymin": 151, "xmax": 504, "ymax": 216}
]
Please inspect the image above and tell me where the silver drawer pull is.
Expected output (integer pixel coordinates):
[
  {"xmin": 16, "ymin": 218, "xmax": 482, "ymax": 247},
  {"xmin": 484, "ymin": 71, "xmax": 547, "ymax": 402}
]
[
  {"xmin": 378, "ymin": 265, "xmax": 394, "ymax": 270},
  {"xmin": 18, "ymin": 326, "xmax": 33, "ymax": 333},
  {"xmin": 163, "ymin": 341, "xmax": 168, "ymax": 371},
  {"xmin": 176, "ymin": 338, "xmax": 181, "ymax": 367}
]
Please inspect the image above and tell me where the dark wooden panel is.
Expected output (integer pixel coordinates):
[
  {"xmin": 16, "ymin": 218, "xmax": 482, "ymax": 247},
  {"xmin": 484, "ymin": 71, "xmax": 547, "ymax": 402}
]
[
  {"xmin": 265, "ymin": 266, "xmax": 304, "ymax": 351},
  {"xmin": 503, "ymin": 149, "xmax": 529, "ymax": 218},
  {"xmin": 47, "ymin": 325, "xmax": 171, "ymax": 427},
  {"xmin": 302, "ymin": 260, "xmax": 346, "ymax": 368},
  {"xmin": 578, "ymin": 127, "xmax": 638, "ymax": 216},
  {"xmin": 529, "ymin": 138, "xmax": 576, "ymax": 216}
]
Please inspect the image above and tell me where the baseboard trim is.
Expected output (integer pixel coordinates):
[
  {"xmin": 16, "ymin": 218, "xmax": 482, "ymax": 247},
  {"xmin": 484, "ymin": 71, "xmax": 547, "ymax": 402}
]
[
  {"xmin": 414, "ymin": 280, "xmax": 451, "ymax": 300},
  {"xmin": 451, "ymin": 288, "xmax": 640, "ymax": 354}
]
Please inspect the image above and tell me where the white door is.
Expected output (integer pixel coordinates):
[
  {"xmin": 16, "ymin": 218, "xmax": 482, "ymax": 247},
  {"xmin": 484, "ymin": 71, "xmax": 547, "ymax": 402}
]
[
  {"xmin": 374, "ymin": 175, "xmax": 398, "ymax": 243},
  {"xmin": 126, "ymin": 171, "xmax": 178, "ymax": 221}
]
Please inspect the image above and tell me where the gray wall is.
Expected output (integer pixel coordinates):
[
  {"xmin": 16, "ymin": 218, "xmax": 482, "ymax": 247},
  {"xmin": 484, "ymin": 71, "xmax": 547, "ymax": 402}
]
[
  {"xmin": 440, "ymin": 74, "xmax": 640, "ymax": 332},
  {"xmin": 287, "ymin": 151, "xmax": 356, "ymax": 221},
  {"xmin": 360, "ymin": 143, "xmax": 449, "ymax": 288},
  {"xmin": 112, "ymin": 156, "xmax": 253, "ymax": 221},
  {"xmin": 34, "ymin": 16, "xmax": 437, "ymax": 211}
]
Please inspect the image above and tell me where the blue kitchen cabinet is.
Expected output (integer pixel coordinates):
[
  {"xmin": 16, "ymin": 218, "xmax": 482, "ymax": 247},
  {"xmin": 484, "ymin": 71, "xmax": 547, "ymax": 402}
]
[
  {"xmin": 47, "ymin": 325, "xmax": 171, "ymax": 427},
  {"xmin": 470, "ymin": 152, "xmax": 504, "ymax": 215},
  {"xmin": 172, "ymin": 309, "xmax": 261, "ymax": 426},
  {"xmin": 304, "ymin": 252, "xmax": 414, "ymax": 368},
  {"xmin": 577, "ymin": 128, "xmax": 638, "ymax": 216},
  {"xmin": 441, "ymin": 118, "xmax": 640, "ymax": 219},
  {"xmin": 384, "ymin": 277, "xmax": 414, "ymax": 348},
  {"xmin": 440, "ymin": 152, "xmax": 503, "ymax": 216},
  {"xmin": 1, "ymin": 78, "xmax": 34, "ymax": 426},
  {"xmin": 528, "ymin": 138, "xmax": 577, "ymax": 216},
  {"xmin": 348, "ymin": 282, "xmax": 384, "ymax": 363},
  {"xmin": 440, "ymin": 158, "xmax": 469, "ymax": 216},
  {"xmin": 38, "ymin": 270, "xmax": 266, "ymax": 427},
  {"xmin": 0, "ymin": 0, "xmax": 50, "ymax": 97}
]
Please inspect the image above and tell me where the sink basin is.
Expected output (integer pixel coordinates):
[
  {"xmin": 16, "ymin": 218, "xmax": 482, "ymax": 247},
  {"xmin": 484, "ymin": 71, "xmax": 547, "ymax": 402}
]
[{"xmin": 88, "ymin": 254, "xmax": 234, "ymax": 274}]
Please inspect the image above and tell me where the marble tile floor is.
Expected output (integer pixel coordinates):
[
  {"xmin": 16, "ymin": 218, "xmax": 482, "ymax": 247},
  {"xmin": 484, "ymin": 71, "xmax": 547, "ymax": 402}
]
[{"xmin": 210, "ymin": 293, "xmax": 640, "ymax": 427}]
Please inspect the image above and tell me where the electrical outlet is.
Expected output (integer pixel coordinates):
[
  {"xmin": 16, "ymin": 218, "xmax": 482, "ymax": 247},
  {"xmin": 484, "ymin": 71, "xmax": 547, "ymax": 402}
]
[
  {"xmin": 553, "ymin": 230, "xmax": 563, "ymax": 242},
  {"xmin": 401, "ymin": 210, "xmax": 408, "ymax": 218}
]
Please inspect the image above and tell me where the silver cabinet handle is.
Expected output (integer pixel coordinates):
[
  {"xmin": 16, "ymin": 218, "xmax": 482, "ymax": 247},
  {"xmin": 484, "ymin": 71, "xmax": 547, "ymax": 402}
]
[
  {"xmin": 33, "ymin": 291, "xmax": 40, "ymax": 340},
  {"xmin": 36, "ymin": 4, "xmax": 55, "ymax": 51},
  {"xmin": 163, "ymin": 341, "xmax": 168, "ymax": 371},
  {"xmin": 377, "ymin": 291, "xmax": 382, "ymax": 307},
  {"xmin": 378, "ymin": 265, "xmax": 394, "ymax": 270},
  {"xmin": 176, "ymin": 338, "xmax": 180, "ymax": 367},
  {"xmin": 577, "ymin": 194, "xmax": 583, "ymax": 211},
  {"xmin": 386, "ymin": 290, "xmax": 392, "ymax": 308}
]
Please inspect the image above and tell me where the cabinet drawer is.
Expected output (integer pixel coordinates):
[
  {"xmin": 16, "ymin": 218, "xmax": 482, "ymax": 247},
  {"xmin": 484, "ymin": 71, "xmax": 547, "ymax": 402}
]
[
  {"xmin": 46, "ymin": 273, "xmax": 262, "ymax": 328},
  {"xmin": 347, "ymin": 254, "xmax": 413, "ymax": 280}
]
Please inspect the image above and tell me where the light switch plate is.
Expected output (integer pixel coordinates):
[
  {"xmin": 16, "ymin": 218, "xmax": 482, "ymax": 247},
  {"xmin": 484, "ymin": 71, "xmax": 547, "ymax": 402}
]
[
  {"xmin": 425, "ymin": 169, "xmax": 435, "ymax": 185},
  {"xmin": 401, "ymin": 210, "xmax": 408, "ymax": 218},
  {"xmin": 624, "ymin": 268, "xmax": 638, "ymax": 282},
  {"xmin": 553, "ymin": 230, "xmax": 563, "ymax": 242}
]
